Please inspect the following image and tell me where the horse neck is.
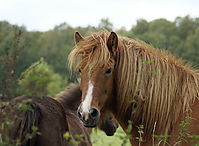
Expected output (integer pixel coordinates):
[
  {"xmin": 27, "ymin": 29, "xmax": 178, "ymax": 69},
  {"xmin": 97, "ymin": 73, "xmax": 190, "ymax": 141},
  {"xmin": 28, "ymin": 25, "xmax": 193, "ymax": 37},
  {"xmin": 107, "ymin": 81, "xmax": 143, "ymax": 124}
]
[
  {"xmin": 104, "ymin": 86, "xmax": 132, "ymax": 131},
  {"xmin": 55, "ymin": 84, "xmax": 82, "ymax": 112},
  {"xmin": 108, "ymin": 102, "xmax": 132, "ymax": 134}
]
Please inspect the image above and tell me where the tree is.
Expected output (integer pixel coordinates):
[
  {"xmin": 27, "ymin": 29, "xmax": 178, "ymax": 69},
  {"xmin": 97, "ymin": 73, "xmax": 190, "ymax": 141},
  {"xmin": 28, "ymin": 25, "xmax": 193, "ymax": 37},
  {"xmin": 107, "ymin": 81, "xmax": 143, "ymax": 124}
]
[
  {"xmin": 183, "ymin": 27, "xmax": 199, "ymax": 68},
  {"xmin": 132, "ymin": 19, "xmax": 149, "ymax": 35},
  {"xmin": 116, "ymin": 27, "xmax": 132, "ymax": 38},
  {"xmin": 0, "ymin": 26, "xmax": 29, "ymax": 101},
  {"xmin": 136, "ymin": 32, "xmax": 166, "ymax": 49},
  {"xmin": 35, "ymin": 26, "xmax": 75, "ymax": 81},
  {"xmin": 167, "ymin": 35, "xmax": 184, "ymax": 57},
  {"xmin": 175, "ymin": 15, "xmax": 199, "ymax": 40},
  {"xmin": 98, "ymin": 18, "xmax": 113, "ymax": 31},
  {"xmin": 149, "ymin": 18, "xmax": 177, "ymax": 40},
  {"xmin": 17, "ymin": 59, "xmax": 67, "ymax": 97}
]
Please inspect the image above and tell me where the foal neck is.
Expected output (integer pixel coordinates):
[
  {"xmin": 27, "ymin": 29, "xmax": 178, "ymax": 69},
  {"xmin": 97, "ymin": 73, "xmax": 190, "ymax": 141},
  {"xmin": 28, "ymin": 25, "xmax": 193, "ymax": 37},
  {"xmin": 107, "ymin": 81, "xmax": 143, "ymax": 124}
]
[{"xmin": 55, "ymin": 84, "xmax": 82, "ymax": 112}]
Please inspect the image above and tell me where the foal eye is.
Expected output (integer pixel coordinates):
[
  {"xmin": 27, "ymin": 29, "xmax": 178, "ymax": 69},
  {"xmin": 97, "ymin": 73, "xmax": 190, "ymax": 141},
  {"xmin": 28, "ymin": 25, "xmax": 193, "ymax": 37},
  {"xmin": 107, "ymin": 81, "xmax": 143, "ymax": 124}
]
[
  {"xmin": 105, "ymin": 68, "xmax": 112, "ymax": 74},
  {"xmin": 78, "ymin": 69, "xmax": 81, "ymax": 73}
]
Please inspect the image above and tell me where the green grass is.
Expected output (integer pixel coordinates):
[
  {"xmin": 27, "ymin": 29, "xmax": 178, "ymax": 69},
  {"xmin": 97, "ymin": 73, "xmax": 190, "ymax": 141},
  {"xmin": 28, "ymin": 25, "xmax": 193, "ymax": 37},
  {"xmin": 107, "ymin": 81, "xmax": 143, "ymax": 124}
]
[{"xmin": 90, "ymin": 126, "xmax": 131, "ymax": 146}]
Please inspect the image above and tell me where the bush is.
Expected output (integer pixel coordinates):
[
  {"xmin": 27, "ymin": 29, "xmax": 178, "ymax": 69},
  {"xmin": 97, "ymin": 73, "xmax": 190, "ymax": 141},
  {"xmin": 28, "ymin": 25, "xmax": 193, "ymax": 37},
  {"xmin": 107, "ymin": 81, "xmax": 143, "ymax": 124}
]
[{"xmin": 17, "ymin": 58, "xmax": 67, "ymax": 97}]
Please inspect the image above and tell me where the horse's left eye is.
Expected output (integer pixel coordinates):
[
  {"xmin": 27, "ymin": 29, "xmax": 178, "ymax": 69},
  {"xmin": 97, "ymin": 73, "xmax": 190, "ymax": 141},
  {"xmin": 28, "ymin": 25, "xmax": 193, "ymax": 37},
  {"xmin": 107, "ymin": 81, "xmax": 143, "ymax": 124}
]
[{"xmin": 106, "ymin": 68, "xmax": 112, "ymax": 74}]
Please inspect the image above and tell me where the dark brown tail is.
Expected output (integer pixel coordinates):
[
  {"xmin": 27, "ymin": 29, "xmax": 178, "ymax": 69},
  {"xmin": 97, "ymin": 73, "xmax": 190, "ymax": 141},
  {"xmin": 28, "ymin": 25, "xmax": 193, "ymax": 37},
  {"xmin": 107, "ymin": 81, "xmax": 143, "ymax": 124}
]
[{"xmin": 1, "ymin": 101, "xmax": 41, "ymax": 146}]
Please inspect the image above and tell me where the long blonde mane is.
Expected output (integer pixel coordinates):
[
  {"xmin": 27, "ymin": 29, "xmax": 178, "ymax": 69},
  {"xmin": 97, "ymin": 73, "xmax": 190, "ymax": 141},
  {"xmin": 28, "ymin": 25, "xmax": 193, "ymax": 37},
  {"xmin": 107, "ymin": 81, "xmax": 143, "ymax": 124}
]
[{"xmin": 68, "ymin": 30, "xmax": 199, "ymax": 135}]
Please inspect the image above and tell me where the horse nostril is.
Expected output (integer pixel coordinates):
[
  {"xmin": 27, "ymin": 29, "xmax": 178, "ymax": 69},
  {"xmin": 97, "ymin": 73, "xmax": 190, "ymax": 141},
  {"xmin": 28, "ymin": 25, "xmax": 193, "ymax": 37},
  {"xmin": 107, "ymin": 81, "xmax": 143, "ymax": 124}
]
[
  {"xmin": 89, "ymin": 108, "xmax": 99, "ymax": 119},
  {"xmin": 77, "ymin": 108, "xmax": 83, "ymax": 120}
]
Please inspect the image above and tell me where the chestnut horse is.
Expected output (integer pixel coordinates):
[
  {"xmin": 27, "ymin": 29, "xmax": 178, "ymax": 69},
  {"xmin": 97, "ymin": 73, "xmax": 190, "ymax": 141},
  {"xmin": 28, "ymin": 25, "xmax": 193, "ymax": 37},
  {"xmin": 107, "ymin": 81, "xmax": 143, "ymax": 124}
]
[
  {"xmin": 0, "ymin": 84, "xmax": 118, "ymax": 146},
  {"xmin": 69, "ymin": 30, "xmax": 199, "ymax": 146}
]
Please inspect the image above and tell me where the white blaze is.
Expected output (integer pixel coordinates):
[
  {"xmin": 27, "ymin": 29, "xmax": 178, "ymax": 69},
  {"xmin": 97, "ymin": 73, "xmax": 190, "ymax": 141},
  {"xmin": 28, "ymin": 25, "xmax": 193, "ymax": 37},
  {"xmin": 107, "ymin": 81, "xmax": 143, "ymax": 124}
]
[
  {"xmin": 81, "ymin": 67, "xmax": 94, "ymax": 120},
  {"xmin": 82, "ymin": 80, "xmax": 94, "ymax": 114}
]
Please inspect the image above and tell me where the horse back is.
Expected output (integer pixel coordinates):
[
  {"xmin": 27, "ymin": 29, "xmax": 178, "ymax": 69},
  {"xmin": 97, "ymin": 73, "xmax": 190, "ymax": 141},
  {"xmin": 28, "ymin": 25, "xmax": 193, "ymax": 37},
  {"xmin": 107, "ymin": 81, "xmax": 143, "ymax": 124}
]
[
  {"xmin": 1, "ymin": 95, "xmax": 69, "ymax": 146},
  {"xmin": 1, "ymin": 95, "xmax": 40, "ymax": 145}
]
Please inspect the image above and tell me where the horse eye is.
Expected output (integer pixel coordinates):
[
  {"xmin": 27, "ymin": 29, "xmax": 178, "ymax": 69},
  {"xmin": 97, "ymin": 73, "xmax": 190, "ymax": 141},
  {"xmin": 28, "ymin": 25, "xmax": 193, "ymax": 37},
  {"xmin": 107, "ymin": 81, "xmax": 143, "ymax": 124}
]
[
  {"xmin": 106, "ymin": 68, "xmax": 112, "ymax": 74},
  {"xmin": 78, "ymin": 69, "xmax": 81, "ymax": 73}
]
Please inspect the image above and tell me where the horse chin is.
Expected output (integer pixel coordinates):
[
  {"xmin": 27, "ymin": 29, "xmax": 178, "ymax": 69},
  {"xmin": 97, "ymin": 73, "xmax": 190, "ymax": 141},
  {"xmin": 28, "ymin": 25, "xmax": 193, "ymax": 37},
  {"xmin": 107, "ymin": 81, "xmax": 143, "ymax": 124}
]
[
  {"xmin": 106, "ymin": 132, "xmax": 114, "ymax": 136},
  {"xmin": 83, "ymin": 124, "xmax": 97, "ymax": 128},
  {"xmin": 105, "ymin": 126, "xmax": 117, "ymax": 136},
  {"xmin": 81, "ymin": 118, "xmax": 99, "ymax": 128}
]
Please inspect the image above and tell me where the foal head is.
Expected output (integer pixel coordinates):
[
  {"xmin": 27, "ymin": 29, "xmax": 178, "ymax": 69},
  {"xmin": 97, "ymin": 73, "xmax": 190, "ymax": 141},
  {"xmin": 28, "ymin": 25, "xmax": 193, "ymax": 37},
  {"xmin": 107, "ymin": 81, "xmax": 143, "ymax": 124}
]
[{"xmin": 72, "ymin": 31, "xmax": 119, "ymax": 127}]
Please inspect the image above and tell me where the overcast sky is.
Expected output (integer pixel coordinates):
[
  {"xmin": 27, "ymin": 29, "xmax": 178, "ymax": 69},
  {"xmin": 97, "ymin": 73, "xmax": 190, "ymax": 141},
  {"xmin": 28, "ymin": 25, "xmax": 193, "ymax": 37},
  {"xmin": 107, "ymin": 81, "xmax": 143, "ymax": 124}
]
[{"xmin": 0, "ymin": 0, "xmax": 198, "ymax": 32}]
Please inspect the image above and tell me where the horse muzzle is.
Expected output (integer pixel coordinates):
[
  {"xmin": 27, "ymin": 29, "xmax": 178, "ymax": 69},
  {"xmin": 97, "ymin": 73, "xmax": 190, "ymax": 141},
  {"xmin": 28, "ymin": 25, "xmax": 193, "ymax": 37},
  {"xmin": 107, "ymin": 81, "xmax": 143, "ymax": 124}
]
[
  {"xmin": 99, "ymin": 120, "xmax": 118, "ymax": 136},
  {"xmin": 77, "ymin": 107, "xmax": 100, "ymax": 127}
]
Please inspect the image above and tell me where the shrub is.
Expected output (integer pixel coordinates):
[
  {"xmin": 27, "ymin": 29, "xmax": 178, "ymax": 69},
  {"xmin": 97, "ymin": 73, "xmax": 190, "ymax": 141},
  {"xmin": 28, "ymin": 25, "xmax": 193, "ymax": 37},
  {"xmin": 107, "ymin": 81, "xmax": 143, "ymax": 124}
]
[{"xmin": 17, "ymin": 58, "xmax": 67, "ymax": 97}]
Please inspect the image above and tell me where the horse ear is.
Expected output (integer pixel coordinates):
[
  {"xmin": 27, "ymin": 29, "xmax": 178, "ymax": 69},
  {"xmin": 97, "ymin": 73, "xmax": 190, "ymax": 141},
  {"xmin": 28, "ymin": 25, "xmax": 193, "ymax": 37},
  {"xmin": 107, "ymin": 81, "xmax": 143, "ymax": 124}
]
[
  {"xmin": 107, "ymin": 31, "xmax": 118, "ymax": 57},
  {"xmin": 75, "ymin": 31, "xmax": 84, "ymax": 44}
]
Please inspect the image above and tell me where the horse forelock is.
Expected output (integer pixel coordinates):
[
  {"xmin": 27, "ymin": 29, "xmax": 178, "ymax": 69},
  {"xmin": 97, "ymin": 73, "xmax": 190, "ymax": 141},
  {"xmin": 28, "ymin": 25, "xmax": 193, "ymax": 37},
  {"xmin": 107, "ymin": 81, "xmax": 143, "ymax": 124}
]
[
  {"xmin": 69, "ymin": 30, "xmax": 113, "ymax": 72},
  {"xmin": 69, "ymin": 30, "xmax": 199, "ymax": 136}
]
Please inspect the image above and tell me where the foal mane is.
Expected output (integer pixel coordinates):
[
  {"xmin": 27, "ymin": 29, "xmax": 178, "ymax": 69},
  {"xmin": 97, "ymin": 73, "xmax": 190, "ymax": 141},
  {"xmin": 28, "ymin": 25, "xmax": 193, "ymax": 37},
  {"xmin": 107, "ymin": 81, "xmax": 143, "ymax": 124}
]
[
  {"xmin": 68, "ymin": 30, "xmax": 199, "ymax": 136},
  {"xmin": 55, "ymin": 84, "xmax": 92, "ymax": 145},
  {"xmin": 56, "ymin": 83, "xmax": 81, "ymax": 112}
]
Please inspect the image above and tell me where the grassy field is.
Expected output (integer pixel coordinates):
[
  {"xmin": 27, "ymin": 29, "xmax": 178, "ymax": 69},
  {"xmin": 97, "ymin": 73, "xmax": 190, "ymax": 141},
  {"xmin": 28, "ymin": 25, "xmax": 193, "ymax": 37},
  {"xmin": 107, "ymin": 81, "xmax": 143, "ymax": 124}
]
[{"xmin": 90, "ymin": 126, "xmax": 131, "ymax": 146}]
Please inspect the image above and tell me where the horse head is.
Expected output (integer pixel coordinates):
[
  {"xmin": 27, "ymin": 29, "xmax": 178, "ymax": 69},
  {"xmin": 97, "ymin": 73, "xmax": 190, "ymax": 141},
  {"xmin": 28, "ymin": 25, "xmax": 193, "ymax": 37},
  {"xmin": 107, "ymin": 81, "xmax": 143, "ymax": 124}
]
[{"xmin": 74, "ymin": 31, "xmax": 118, "ymax": 127}]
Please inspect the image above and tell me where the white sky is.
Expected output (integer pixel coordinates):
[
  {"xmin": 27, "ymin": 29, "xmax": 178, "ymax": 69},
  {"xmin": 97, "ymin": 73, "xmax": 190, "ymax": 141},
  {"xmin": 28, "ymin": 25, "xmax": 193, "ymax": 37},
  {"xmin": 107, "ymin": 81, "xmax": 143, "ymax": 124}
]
[{"xmin": 0, "ymin": 0, "xmax": 198, "ymax": 32}]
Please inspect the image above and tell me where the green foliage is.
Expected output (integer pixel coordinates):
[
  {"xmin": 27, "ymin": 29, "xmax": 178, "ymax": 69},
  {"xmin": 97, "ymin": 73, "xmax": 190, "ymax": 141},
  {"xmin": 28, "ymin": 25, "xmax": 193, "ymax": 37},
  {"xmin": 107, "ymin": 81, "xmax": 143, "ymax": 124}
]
[
  {"xmin": 190, "ymin": 135, "xmax": 199, "ymax": 145},
  {"xmin": 150, "ymin": 18, "xmax": 177, "ymax": 40},
  {"xmin": 175, "ymin": 15, "xmax": 199, "ymax": 40},
  {"xmin": 133, "ymin": 19, "xmax": 149, "ymax": 35},
  {"xmin": 63, "ymin": 131, "xmax": 85, "ymax": 146},
  {"xmin": 0, "ymin": 25, "xmax": 29, "ymax": 100},
  {"xmin": 142, "ymin": 59, "xmax": 156, "ymax": 65},
  {"xmin": 17, "ymin": 98, "xmax": 33, "ymax": 112},
  {"xmin": 184, "ymin": 27, "xmax": 199, "ymax": 66},
  {"xmin": 152, "ymin": 134, "xmax": 171, "ymax": 145},
  {"xmin": 0, "ymin": 99, "xmax": 39, "ymax": 145},
  {"xmin": 90, "ymin": 127, "xmax": 131, "ymax": 146},
  {"xmin": 17, "ymin": 59, "xmax": 67, "ymax": 97},
  {"xmin": 98, "ymin": 18, "xmax": 113, "ymax": 31},
  {"xmin": 174, "ymin": 109, "xmax": 196, "ymax": 145},
  {"xmin": 137, "ymin": 32, "xmax": 167, "ymax": 49}
]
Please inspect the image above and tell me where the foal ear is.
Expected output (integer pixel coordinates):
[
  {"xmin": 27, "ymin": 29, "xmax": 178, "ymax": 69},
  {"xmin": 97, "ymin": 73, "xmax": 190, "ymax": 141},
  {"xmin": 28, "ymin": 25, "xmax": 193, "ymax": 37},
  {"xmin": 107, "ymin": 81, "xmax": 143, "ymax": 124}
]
[
  {"xmin": 75, "ymin": 31, "xmax": 84, "ymax": 44},
  {"xmin": 107, "ymin": 31, "xmax": 118, "ymax": 57}
]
